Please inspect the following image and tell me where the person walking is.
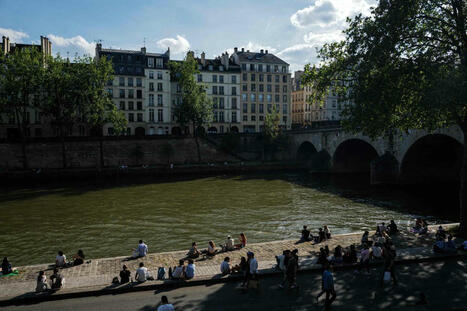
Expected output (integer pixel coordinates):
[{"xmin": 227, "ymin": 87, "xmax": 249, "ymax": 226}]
[
  {"xmin": 322, "ymin": 263, "xmax": 336, "ymax": 310},
  {"xmin": 380, "ymin": 242, "xmax": 397, "ymax": 287}
]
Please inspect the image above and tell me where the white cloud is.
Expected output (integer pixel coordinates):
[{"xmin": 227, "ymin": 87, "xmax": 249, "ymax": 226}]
[
  {"xmin": 291, "ymin": 0, "xmax": 374, "ymax": 28},
  {"xmin": 0, "ymin": 27, "xmax": 29, "ymax": 42},
  {"xmin": 48, "ymin": 34, "xmax": 95, "ymax": 56},
  {"xmin": 156, "ymin": 35, "xmax": 190, "ymax": 56},
  {"xmin": 303, "ymin": 30, "xmax": 344, "ymax": 45}
]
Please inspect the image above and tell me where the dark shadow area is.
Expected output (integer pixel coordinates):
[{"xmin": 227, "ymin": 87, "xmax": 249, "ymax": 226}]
[
  {"xmin": 333, "ymin": 139, "xmax": 379, "ymax": 173},
  {"xmin": 297, "ymin": 141, "xmax": 317, "ymax": 161}
]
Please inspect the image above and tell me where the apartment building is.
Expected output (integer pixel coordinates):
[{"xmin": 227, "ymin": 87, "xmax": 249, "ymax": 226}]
[
  {"xmin": 0, "ymin": 36, "xmax": 52, "ymax": 140},
  {"xmin": 95, "ymin": 44, "xmax": 171, "ymax": 136},
  {"xmin": 230, "ymin": 47, "xmax": 291, "ymax": 133}
]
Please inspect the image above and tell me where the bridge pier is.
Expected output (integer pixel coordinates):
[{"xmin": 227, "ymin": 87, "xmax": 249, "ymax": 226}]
[{"xmin": 370, "ymin": 152, "xmax": 399, "ymax": 185}]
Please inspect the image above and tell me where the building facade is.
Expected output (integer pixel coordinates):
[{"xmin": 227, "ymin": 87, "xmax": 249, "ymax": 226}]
[{"xmin": 230, "ymin": 47, "xmax": 291, "ymax": 133}]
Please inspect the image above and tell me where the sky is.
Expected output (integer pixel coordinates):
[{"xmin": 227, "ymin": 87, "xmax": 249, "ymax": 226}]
[{"xmin": 0, "ymin": 0, "xmax": 376, "ymax": 75}]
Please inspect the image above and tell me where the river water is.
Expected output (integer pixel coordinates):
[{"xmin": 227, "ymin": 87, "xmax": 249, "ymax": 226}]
[{"xmin": 0, "ymin": 172, "xmax": 455, "ymax": 266}]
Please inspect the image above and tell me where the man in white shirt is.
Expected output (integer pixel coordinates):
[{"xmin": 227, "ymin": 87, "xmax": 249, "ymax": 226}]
[
  {"xmin": 157, "ymin": 296, "xmax": 175, "ymax": 311},
  {"xmin": 225, "ymin": 236, "xmax": 235, "ymax": 251},
  {"xmin": 248, "ymin": 252, "xmax": 258, "ymax": 275},
  {"xmin": 135, "ymin": 262, "xmax": 148, "ymax": 282},
  {"xmin": 55, "ymin": 251, "xmax": 67, "ymax": 267},
  {"xmin": 137, "ymin": 240, "xmax": 148, "ymax": 257},
  {"xmin": 371, "ymin": 245, "xmax": 383, "ymax": 259},
  {"xmin": 220, "ymin": 257, "xmax": 231, "ymax": 275}
]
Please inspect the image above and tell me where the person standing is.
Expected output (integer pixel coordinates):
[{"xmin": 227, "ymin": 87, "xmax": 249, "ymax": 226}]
[
  {"xmin": 380, "ymin": 242, "xmax": 397, "ymax": 287},
  {"xmin": 157, "ymin": 295, "xmax": 175, "ymax": 311},
  {"xmin": 322, "ymin": 263, "xmax": 336, "ymax": 310}
]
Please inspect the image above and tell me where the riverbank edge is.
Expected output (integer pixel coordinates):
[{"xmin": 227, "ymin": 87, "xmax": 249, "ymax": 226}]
[{"xmin": 0, "ymin": 223, "xmax": 464, "ymax": 306}]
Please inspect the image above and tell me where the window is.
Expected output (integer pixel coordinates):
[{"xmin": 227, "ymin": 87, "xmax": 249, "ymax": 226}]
[
  {"xmin": 275, "ymin": 85, "xmax": 280, "ymax": 93},
  {"xmin": 137, "ymin": 90, "xmax": 142, "ymax": 98},
  {"xmin": 232, "ymin": 86, "xmax": 237, "ymax": 95},
  {"xmin": 219, "ymin": 75, "xmax": 224, "ymax": 83},
  {"xmin": 149, "ymin": 94, "xmax": 154, "ymax": 106},
  {"xmin": 119, "ymin": 89, "xmax": 125, "ymax": 98},
  {"xmin": 266, "ymin": 65, "xmax": 271, "ymax": 72},
  {"xmin": 243, "ymin": 115, "xmax": 248, "ymax": 121},
  {"xmin": 268, "ymin": 104, "xmax": 272, "ymax": 113},
  {"xmin": 232, "ymin": 112, "xmax": 237, "ymax": 122},
  {"xmin": 275, "ymin": 75, "xmax": 279, "ymax": 83},
  {"xmin": 283, "ymin": 95, "xmax": 287, "ymax": 103},
  {"xmin": 242, "ymin": 73, "xmax": 247, "ymax": 81},
  {"xmin": 213, "ymin": 98, "xmax": 218, "ymax": 109},
  {"xmin": 259, "ymin": 104, "xmax": 264, "ymax": 113},
  {"xmin": 219, "ymin": 97, "xmax": 225, "ymax": 109},
  {"xmin": 283, "ymin": 85, "xmax": 287, "ymax": 92},
  {"xmin": 283, "ymin": 116, "xmax": 287, "ymax": 122},
  {"xmin": 156, "ymin": 58, "xmax": 163, "ymax": 68},
  {"xmin": 107, "ymin": 89, "xmax": 112, "ymax": 98},
  {"xmin": 119, "ymin": 77, "xmax": 125, "ymax": 86},
  {"xmin": 242, "ymin": 94, "xmax": 247, "ymax": 102},
  {"xmin": 157, "ymin": 72, "xmax": 163, "ymax": 79},
  {"xmin": 250, "ymin": 94, "xmax": 256, "ymax": 102},
  {"xmin": 267, "ymin": 84, "xmax": 272, "ymax": 92},
  {"xmin": 177, "ymin": 84, "xmax": 181, "ymax": 93},
  {"xmin": 274, "ymin": 65, "xmax": 278, "ymax": 72},
  {"xmin": 219, "ymin": 66, "xmax": 224, "ymax": 72},
  {"xmin": 137, "ymin": 113, "xmax": 143, "ymax": 122},
  {"xmin": 158, "ymin": 94, "xmax": 163, "ymax": 106},
  {"xmin": 219, "ymin": 111, "xmax": 225, "ymax": 122},
  {"xmin": 251, "ymin": 103, "xmax": 256, "ymax": 113},
  {"xmin": 128, "ymin": 113, "xmax": 134, "ymax": 122},
  {"xmin": 251, "ymin": 74, "xmax": 255, "ymax": 81},
  {"xmin": 197, "ymin": 74, "xmax": 202, "ymax": 82},
  {"xmin": 332, "ymin": 99, "xmax": 337, "ymax": 107},
  {"xmin": 208, "ymin": 65, "xmax": 213, "ymax": 71},
  {"xmin": 213, "ymin": 111, "xmax": 218, "ymax": 122},
  {"xmin": 213, "ymin": 75, "xmax": 217, "ymax": 83},
  {"xmin": 157, "ymin": 83, "xmax": 163, "ymax": 91},
  {"xmin": 275, "ymin": 94, "xmax": 280, "ymax": 102},
  {"xmin": 267, "ymin": 75, "xmax": 272, "ymax": 82},
  {"xmin": 136, "ymin": 78, "xmax": 142, "ymax": 87},
  {"xmin": 250, "ymin": 64, "xmax": 255, "ymax": 71},
  {"xmin": 251, "ymin": 84, "xmax": 256, "ymax": 92},
  {"xmin": 128, "ymin": 101, "xmax": 134, "ymax": 110},
  {"xmin": 232, "ymin": 98, "xmax": 237, "ymax": 109},
  {"xmin": 128, "ymin": 77, "xmax": 133, "ymax": 87},
  {"xmin": 283, "ymin": 104, "xmax": 287, "ymax": 114},
  {"xmin": 241, "ymin": 64, "xmax": 247, "ymax": 70},
  {"xmin": 120, "ymin": 101, "xmax": 125, "ymax": 110},
  {"xmin": 243, "ymin": 103, "xmax": 248, "ymax": 113},
  {"xmin": 231, "ymin": 75, "xmax": 237, "ymax": 83},
  {"xmin": 259, "ymin": 115, "xmax": 264, "ymax": 121},
  {"xmin": 258, "ymin": 64, "xmax": 263, "ymax": 72},
  {"xmin": 259, "ymin": 94, "xmax": 264, "ymax": 102},
  {"xmin": 266, "ymin": 94, "xmax": 272, "ymax": 102},
  {"xmin": 259, "ymin": 84, "xmax": 264, "ymax": 92},
  {"xmin": 259, "ymin": 74, "xmax": 264, "ymax": 82},
  {"xmin": 149, "ymin": 82, "xmax": 154, "ymax": 91},
  {"xmin": 137, "ymin": 102, "xmax": 143, "ymax": 110},
  {"xmin": 158, "ymin": 109, "xmax": 163, "ymax": 121},
  {"xmin": 219, "ymin": 86, "xmax": 224, "ymax": 95},
  {"xmin": 283, "ymin": 75, "xmax": 287, "ymax": 83},
  {"xmin": 149, "ymin": 109, "xmax": 155, "ymax": 122},
  {"xmin": 251, "ymin": 115, "xmax": 256, "ymax": 121},
  {"xmin": 128, "ymin": 89, "xmax": 134, "ymax": 98},
  {"xmin": 148, "ymin": 57, "xmax": 154, "ymax": 68},
  {"xmin": 243, "ymin": 84, "xmax": 247, "ymax": 91},
  {"xmin": 212, "ymin": 86, "xmax": 218, "ymax": 95},
  {"xmin": 149, "ymin": 71, "xmax": 154, "ymax": 79}
]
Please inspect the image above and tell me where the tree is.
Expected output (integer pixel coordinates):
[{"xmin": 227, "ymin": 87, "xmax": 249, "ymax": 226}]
[
  {"xmin": 258, "ymin": 107, "xmax": 288, "ymax": 161},
  {"xmin": 170, "ymin": 53, "xmax": 212, "ymax": 162},
  {"xmin": 302, "ymin": 0, "xmax": 467, "ymax": 233},
  {"xmin": 0, "ymin": 47, "xmax": 45, "ymax": 168}
]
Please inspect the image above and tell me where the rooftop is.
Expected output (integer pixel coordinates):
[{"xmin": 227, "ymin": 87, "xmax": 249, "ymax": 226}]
[{"xmin": 235, "ymin": 50, "xmax": 288, "ymax": 65}]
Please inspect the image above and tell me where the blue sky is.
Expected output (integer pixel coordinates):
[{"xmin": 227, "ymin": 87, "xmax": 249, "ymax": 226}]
[{"xmin": 0, "ymin": 0, "xmax": 375, "ymax": 73}]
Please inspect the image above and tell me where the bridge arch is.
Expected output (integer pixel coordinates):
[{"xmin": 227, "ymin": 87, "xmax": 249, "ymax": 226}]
[
  {"xmin": 333, "ymin": 139, "xmax": 379, "ymax": 173},
  {"xmin": 400, "ymin": 134, "xmax": 463, "ymax": 184},
  {"xmin": 297, "ymin": 141, "xmax": 318, "ymax": 161}
]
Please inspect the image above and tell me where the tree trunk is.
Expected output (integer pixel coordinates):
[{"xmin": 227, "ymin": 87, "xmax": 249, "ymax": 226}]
[{"xmin": 459, "ymin": 125, "xmax": 467, "ymax": 235}]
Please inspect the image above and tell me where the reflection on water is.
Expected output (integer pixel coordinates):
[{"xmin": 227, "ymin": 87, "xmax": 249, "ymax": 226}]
[{"xmin": 0, "ymin": 172, "xmax": 455, "ymax": 266}]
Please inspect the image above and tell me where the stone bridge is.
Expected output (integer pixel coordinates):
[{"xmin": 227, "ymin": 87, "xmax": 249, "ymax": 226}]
[{"xmin": 288, "ymin": 126, "xmax": 464, "ymax": 184}]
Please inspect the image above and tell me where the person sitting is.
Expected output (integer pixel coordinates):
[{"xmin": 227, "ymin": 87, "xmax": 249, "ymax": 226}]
[
  {"xmin": 419, "ymin": 220, "xmax": 428, "ymax": 234},
  {"xmin": 2, "ymin": 257, "xmax": 13, "ymax": 275},
  {"xmin": 376, "ymin": 222, "xmax": 386, "ymax": 236},
  {"xmin": 135, "ymin": 262, "xmax": 148, "ymax": 283},
  {"xmin": 72, "ymin": 250, "xmax": 85, "ymax": 266},
  {"xmin": 36, "ymin": 271, "xmax": 48, "ymax": 292},
  {"xmin": 170, "ymin": 259, "xmax": 185, "ymax": 280},
  {"xmin": 371, "ymin": 244, "xmax": 383, "ymax": 260},
  {"xmin": 301, "ymin": 225, "xmax": 312, "ymax": 241},
  {"xmin": 185, "ymin": 259, "xmax": 196, "ymax": 280},
  {"xmin": 412, "ymin": 218, "xmax": 423, "ymax": 233},
  {"xmin": 50, "ymin": 268, "xmax": 64, "ymax": 290},
  {"xmin": 324, "ymin": 245, "xmax": 330, "ymax": 257},
  {"xmin": 237, "ymin": 233, "xmax": 247, "ymax": 248},
  {"xmin": 207, "ymin": 241, "xmax": 217, "ymax": 256},
  {"xmin": 317, "ymin": 248, "xmax": 329, "ymax": 265},
  {"xmin": 157, "ymin": 295, "xmax": 175, "ymax": 311},
  {"xmin": 120, "ymin": 265, "xmax": 131, "ymax": 283},
  {"xmin": 436, "ymin": 226, "xmax": 447, "ymax": 240},
  {"xmin": 220, "ymin": 257, "xmax": 231, "ymax": 275},
  {"xmin": 375, "ymin": 234, "xmax": 386, "ymax": 247},
  {"xmin": 224, "ymin": 236, "xmax": 235, "ymax": 251},
  {"xmin": 433, "ymin": 237, "xmax": 446, "ymax": 253},
  {"xmin": 187, "ymin": 242, "xmax": 200, "ymax": 259},
  {"xmin": 445, "ymin": 235, "xmax": 457, "ymax": 253},
  {"xmin": 387, "ymin": 220, "xmax": 399, "ymax": 235},
  {"xmin": 318, "ymin": 228, "xmax": 326, "ymax": 243},
  {"xmin": 343, "ymin": 244, "xmax": 358, "ymax": 264},
  {"xmin": 332, "ymin": 245, "xmax": 343, "ymax": 264},
  {"xmin": 133, "ymin": 240, "xmax": 148, "ymax": 258},
  {"xmin": 358, "ymin": 244, "xmax": 371, "ymax": 274},
  {"xmin": 323, "ymin": 225, "xmax": 331, "ymax": 239},
  {"xmin": 361, "ymin": 231, "xmax": 369, "ymax": 246},
  {"xmin": 55, "ymin": 251, "xmax": 67, "ymax": 267},
  {"xmin": 235, "ymin": 256, "xmax": 248, "ymax": 274}
]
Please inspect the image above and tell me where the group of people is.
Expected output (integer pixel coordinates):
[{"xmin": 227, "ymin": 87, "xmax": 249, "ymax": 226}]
[
  {"xmin": 36, "ymin": 268, "xmax": 65, "ymax": 292},
  {"xmin": 186, "ymin": 233, "xmax": 247, "ymax": 259},
  {"xmin": 412, "ymin": 218, "xmax": 429, "ymax": 234},
  {"xmin": 55, "ymin": 250, "xmax": 86, "ymax": 268},
  {"xmin": 300, "ymin": 225, "xmax": 331, "ymax": 243}
]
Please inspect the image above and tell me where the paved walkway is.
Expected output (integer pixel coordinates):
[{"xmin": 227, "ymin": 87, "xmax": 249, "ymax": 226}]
[{"xmin": 0, "ymin": 223, "xmax": 462, "ymax": 303}]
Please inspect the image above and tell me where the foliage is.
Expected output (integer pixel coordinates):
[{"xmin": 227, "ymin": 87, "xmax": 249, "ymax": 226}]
[{"xmin": 302, "ymin": 0, "xmax": 466, "ymax": 232}]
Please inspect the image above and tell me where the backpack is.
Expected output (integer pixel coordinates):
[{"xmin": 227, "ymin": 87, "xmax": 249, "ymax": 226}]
[{"xmin": 157, "ymin": 267, "xmax": 166, "ymax": 280}]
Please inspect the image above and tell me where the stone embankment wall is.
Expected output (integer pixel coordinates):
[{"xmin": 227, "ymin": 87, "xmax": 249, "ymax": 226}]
[{"xmin": 0, "ymin": 137, "xmax": 238, "ymax": 169}]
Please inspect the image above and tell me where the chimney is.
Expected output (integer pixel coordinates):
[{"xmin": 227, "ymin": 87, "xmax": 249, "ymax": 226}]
[
  {"xmin": 234, "ymin": 47, "xmax": 238, "ymax": 53},
  {"xmin": 265, "ymin": 50, "xmax": 268, "ymax": 54},
  {"xmin": 141, "ymin": 47, "xmax": 146, "ymax": 54},
  {"xmin": 247, "ymin": 50, "xmax": 250, "ymax": 53},
  {"xmin": 260, "ymin": 49, "xmax": 264, "ymax": 54},
  {"xmin": 95, "ymin": 43, "xmax": 102, "ymax": 59},
  {"xmin": 222, "ymin": 52, "xmax": 229, "ymax": 70},
  {"xmin": 187, "ymin": 50, "xmax": 194, "ymax": 59},
  {"xmin": 201, "ymin": 51, "xmax": 206, "ymax": 66},
  {"xmin": 241, "ymin": 48, "xmax": 244, "ymax": 52},
  {"xmin": 2, "ymin": 36, "xmax": 7, "ymax": 55},
  {"xmin": 48, "ymin": 38, "xmax": 52, "ymax": 56}
]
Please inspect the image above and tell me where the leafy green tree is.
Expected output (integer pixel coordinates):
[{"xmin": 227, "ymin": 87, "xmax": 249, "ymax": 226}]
[
  {"xmin": 0, "ymin": 47, "xmax": 45, "ymax": 168},
  {"xmin": 302, "ymin": 0, "xmax": 467, "ymax": 233},
  {"xmin": 170, "ymin": 53, "xmax": 212, "ymax": 162}
]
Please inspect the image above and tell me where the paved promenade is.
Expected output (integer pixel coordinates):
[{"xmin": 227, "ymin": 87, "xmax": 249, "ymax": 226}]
[{"xmin": 0, "ymin": 223, "xmax": 463, "ymax": 304}]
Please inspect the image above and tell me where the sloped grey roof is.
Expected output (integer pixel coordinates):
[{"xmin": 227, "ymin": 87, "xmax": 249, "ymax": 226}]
[{"xmin": 236, "ymin": 51, "xmax": 288, "ymax": 65}]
